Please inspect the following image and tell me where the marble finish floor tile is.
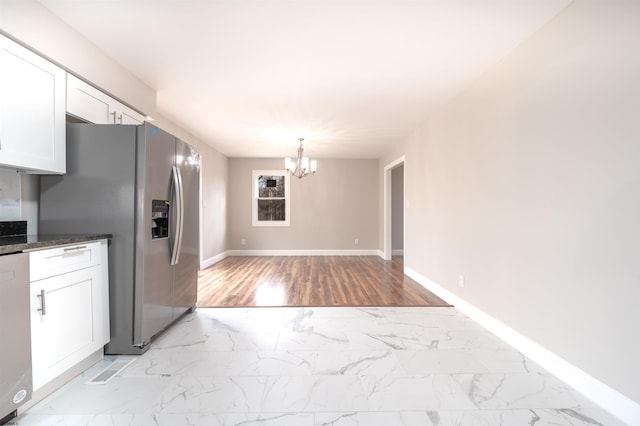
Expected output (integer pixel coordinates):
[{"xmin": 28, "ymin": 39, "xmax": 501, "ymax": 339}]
[{"xmin": 17, "ymin": 307, "xmax": 624, "ymax": 426}]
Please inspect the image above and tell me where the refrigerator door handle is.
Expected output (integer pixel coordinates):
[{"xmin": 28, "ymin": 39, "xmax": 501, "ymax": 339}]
[
  {"xmin": 170, "ymin": 165, "xmax": 183, "ymax": 265},
  {"xmin": 175, "ymin": 166, "xmax": 185, "ymax": 264}
]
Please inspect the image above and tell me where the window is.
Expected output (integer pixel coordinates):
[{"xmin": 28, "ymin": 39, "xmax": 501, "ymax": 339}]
[{"xmin": 252, "ymin": 170, "xmax": 290, "ymax": 227}]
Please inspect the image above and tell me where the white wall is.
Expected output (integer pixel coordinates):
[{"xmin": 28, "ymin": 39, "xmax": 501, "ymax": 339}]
[
  {"xmin": 228, "ymin": 158, "xmax": 378, "ymax": 252},
  {"xmin": 381, "ymin": 0, "xmax": 640, "ymax": 410},
  {"xmin": 0, "ymin": 169, "xmax": 21, "ymax": 221},
  {"xmin": 0, "ymin": 168, "xmax": 38, "ymax": 235}
]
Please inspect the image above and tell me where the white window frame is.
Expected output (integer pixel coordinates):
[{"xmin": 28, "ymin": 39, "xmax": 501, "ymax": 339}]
[{"xmin": 252, "ymin": 170, "xmax": 290, "ymax": 227}]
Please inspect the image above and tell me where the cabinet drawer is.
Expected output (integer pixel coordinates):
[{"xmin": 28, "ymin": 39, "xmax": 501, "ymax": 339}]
[{"xmin": 30, "ymin": 241, "xmax": 101, "ymax": 281}]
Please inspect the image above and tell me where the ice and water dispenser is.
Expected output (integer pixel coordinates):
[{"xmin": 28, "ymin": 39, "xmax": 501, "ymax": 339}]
[{"xmin": 151, "ymin": 200, "xmax": 170, "ymax": 239}]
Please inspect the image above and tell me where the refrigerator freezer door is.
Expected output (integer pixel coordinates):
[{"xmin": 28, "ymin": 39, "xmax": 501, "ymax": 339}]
[
  {"xmin": 173, "ymin": 139, "xmax": 200, "ymax": 318},
  {"xmin": 134, "ymin": 123, "xmax": 176, "ymax": 347},
  {"xmin": 40, "ymin": 124, "xmax": 138, "ymax": 355}
]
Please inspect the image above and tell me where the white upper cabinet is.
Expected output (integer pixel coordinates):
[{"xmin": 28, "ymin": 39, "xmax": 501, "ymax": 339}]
[
  {"xmin": 0, "ymin": 35, "xmax": 66, "ymax": 174},
  {"xmin": 67, "ymin": 74, "xmax": 145, "ymax": 125}
]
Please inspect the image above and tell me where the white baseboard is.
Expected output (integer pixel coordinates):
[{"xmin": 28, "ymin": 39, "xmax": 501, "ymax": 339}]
[
  {"xmin": 392, "ymin": 249, "xmax": 404, "ymax": 256},
  {"xmin": 404, "ymin": 266, "xmax": 640, "ymax": 425},
  {"xmin": 227, "ymin": 249, "xmax": 381, "ymax": 256},
  {"xmin": 200, "ymin": 251, "xmax": 229, "ymax": 269}
]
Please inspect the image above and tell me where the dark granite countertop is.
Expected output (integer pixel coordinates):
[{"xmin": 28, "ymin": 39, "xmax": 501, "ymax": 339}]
[{"xmin": 0, "ymin": 234, "xmax": 111, "ymax": 255}]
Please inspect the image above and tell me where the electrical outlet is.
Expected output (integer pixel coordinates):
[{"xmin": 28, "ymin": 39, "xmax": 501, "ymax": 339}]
[
  {"xmin": 354, "ymin": 238, "xmax": 359, "ymax": 245},
  {"xmin": 241, "ymin": 238, "xmax": 246, "ymax": 246},
  {"xmin": 458, "ymin": 275, "xmax": 465, "ymax": 288}
]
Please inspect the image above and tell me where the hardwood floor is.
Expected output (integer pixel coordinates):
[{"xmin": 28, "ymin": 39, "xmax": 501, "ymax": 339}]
[{"xmin": 197, "ymin": 255, "xmax": 451, "ymax": 307}]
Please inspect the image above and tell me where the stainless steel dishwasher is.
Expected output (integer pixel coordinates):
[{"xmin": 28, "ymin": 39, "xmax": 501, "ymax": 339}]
[{"xmin": 0, "ymin": 252, "xmax": 32, "ymax": 425}]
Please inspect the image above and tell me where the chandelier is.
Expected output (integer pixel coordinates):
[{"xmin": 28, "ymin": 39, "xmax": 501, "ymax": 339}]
[{"xmin": 284, "ymin": 138, "xmax": 317, "ymax": 179}]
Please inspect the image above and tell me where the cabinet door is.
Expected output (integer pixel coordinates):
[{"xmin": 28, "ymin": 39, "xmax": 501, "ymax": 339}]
[
  {"xmin": 67, "ymin": 73, "xmax": 145, "ymax": 125},
  {"xmin": 66, "ymin": 74, "xmax": 115, "ymax": 124},
  {"xmin": 116, "ymin": 104, "xmax": 144, "ymax": 125},
  {"xmin": 0, "ymin": 35, "xmax": 65, "ymax": 174},
  {"xmin": 30, "ymin": 266, "xmax": 103, "ymax": 390}
]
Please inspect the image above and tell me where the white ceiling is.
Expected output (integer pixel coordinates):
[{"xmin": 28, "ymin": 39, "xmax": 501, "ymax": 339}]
[{"xmin": 39, "ymin": 0, "xmax": 571, "ymax": 159}]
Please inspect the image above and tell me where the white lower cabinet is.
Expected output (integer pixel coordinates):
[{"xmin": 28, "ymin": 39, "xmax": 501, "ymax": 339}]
[{"xmin": 29, "ymin": 240, "xmax": 109, "ymax": 390}]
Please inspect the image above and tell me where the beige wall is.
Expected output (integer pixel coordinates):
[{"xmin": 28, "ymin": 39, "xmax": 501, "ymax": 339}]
[
  {"xmin": 380, "ymin": 0, "xmax": 640, "ymax": 404},
  {"xmin": 391, "ymin": 165, "xmax": 404, "ymax": 252},
  {"xmin": 229, "ymin": 158, "xmax": 378, "ymax": 251},
  {"xmin": 199, "ymin": 144, "xmax": 229, "ymax": 261}
]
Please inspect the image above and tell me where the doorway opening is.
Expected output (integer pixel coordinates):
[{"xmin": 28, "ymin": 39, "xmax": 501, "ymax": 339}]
[{"xmin": 383, "ymin": 156, "xmax": 405, "ymax": 261}]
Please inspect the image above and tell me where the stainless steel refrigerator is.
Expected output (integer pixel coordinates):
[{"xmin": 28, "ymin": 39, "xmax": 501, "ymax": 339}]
[{"xmin": 39, "ymin": 122, "xmax": 200, "ymax": 355}]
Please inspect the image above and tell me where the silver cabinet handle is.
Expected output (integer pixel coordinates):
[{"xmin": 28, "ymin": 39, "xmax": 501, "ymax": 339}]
[
  {"xmin": 64, "ymin": 245, "xmax": 87, "ymax": 252},
  {"xmin": 37, "ymin": 289, "xmax": 46, "ymax": 315},
  {"xmin": 110, "ymin": 111, "xmax": 117, "ymax": 124}
]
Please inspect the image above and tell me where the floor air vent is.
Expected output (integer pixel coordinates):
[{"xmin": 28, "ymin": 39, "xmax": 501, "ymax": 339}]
[{"xmin": 86, "ymin": 358, "xmax": 136, "ymax": 385}]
